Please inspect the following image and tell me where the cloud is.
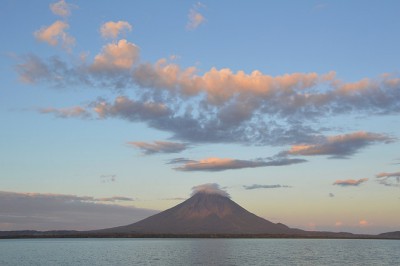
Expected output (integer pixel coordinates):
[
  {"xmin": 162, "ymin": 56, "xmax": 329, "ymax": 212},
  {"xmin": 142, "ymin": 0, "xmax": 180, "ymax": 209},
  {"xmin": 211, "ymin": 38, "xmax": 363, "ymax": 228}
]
[
  {"xmin": 100, "ymin": 174, "xmax": 116, "ymax": 183},
  {"xmin": 162, "ymin": 197, "xmax": 187, "ymax": 201},
  {"xmin": 16, "ymin": 18, "xmax": 400, "ymax": 148},
  {"xmin": 0, "ymin": 191, "xmax": 157, "ymax": 231},
  {"xmin": 34, "ymin": 20, "xmax": 75, "ymax": 51},
  {"xmin": 50, "ymin": 0, "xmax": 74, "ymax": 17},
  {"xmin": 16, "ymin": 55, "xmax": 51, "ymax": 84},
  {"xmin": 191, "ymin": 183, "xmax": 229, "ymax": 197},
  {"xmin": 167, "ymin": 158, "xmax": 196, "ymax": 165},
  {"xmin": 19, "ymin": 54, "xmax": 400, "ymax": 122},
  {"xmin": 90, "ymin": 39, "xmax": 139, "ymax": 73},
  {"xmin": 101, "ymin": 21, "xmax": 132, "ymax": 39},
  {"xmin": 172, "ymin": 157, "xmax": 306, "ymax": 172},
  {"xmin": 359, "ymin": 219, "xmax": 369, "ymax": 226},
  {"xmin": 285, "ymin": 132, "xmax": 394, "ymax": 158},
  {"xmin": 97, "ymin": 196, "xmax": 134, "ymax": 202},
  {"xmin": 333, "ymin": 178, "xmax": 368, "ymax": 187},
  {"xmin": 23, "ymin": 59, "xmax": 399, "ymax": 148},
  {"xmin": 128, "ymin": 141, "xmax": 188, "ymax": 155},
  {"xmin": 186, "ymin": 2, "xmax": 206, "ymax": 30},
  {"xmin": 376, "ymin": 171, "xmax": 400, "ymax": 187},
  {"xmin": 243, "ymin": 184, "xmax": 291, "ymax": 190},
  {"xmin": 92, "ymin": 96, "xmax": 170, "ymax": 121},
  {"xmin": 38, "ymin": 106, "xmax": 91, "ymax": 119},
  {"xmin": 329, "ymin": 193, "xmax": 335, "ymax": 198}
]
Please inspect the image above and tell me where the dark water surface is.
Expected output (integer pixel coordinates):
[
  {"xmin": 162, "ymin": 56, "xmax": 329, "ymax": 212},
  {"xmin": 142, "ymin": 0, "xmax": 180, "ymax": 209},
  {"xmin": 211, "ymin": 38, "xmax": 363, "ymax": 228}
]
[{"xmin": 0, "ymin": 238, "xmax": 398, "ymax": 265}]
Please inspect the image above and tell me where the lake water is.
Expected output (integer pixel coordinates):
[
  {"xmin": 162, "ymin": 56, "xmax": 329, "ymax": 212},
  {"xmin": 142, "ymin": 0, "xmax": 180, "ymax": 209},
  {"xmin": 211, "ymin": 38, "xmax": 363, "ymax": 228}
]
[{"xmin": 0, "ymin": 238, "xmax": 398, "ymax": 265}]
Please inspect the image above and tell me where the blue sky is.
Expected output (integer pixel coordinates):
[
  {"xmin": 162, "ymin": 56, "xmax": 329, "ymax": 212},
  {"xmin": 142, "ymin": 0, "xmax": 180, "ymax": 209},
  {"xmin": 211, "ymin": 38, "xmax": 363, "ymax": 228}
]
[{"xmin": 1, "ymin": 0, "xmax": 399, "ymax": 234}]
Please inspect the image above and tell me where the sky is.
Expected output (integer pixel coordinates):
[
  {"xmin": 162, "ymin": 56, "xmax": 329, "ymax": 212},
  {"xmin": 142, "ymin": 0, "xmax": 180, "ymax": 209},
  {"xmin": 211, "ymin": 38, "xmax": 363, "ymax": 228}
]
[{"xmin": 0, "ymin": 0, "xmax": 399, "ymax": 234}]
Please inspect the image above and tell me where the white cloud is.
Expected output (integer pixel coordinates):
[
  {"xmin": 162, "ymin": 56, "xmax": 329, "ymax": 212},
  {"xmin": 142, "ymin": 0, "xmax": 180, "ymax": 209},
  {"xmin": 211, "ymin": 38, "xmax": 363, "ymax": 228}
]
[{"xmin": 191, "ymin": 183, "xmax": 230, "ymax": 197}]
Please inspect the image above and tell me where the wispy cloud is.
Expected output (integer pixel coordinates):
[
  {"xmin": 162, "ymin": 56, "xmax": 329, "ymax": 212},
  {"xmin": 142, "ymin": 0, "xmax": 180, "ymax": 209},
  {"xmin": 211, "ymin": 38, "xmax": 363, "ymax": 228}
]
[
  {"xmin": 128, "ymin": 141, "xmax": 188, "ymax": 155},
  {"xmin": 167, "ymin": 158, "xmax": 196, "ymax": 165},
  {"xmin": 38, "ymin": 106, "xmax": 91, "ymax": 119},
  {"xmin": 186, "ymin": 2, "xmax": 206, "ymax": 30},
  {"xmin": 100, "ymin": 21, "xmax": 132, "ymax": 39},
  {"xmin": 100, "ymin": 174, "xmax": 117, "ymax": 183},
  {"xmin": 313, "ymin": 2, "xmax": 328, "ymax": 11},
  {"xmin": 0, "ymin": 191, "xmax": 157, "ymax": 231},
  {"xmin": 172, "ymin": 157, "xmax": 306, "ymax": 172},
  {"xmin": 285, "ymin": 132, "xmax": 394, "ymax": 159},
  {"xmin": 376, "ymin": 171, "xmax": 400, "ymax": 187},
  {"xmin": 191, "ymin": 183, "xmax": 229, "ymax": 197},
  {"xmin": 162, "ymin": 197, "xmax": 187, "ymax": 201},
  {"xmin": 97, "ymin": 196, "xmax": 134, "ymax": 202},
  {"xmin": 243, "ymin": 184, "xmax": 291, "ymax": 190},
  {"xmin": 333, "ymin": 178, "xmax": 368, "ymax": 187}
]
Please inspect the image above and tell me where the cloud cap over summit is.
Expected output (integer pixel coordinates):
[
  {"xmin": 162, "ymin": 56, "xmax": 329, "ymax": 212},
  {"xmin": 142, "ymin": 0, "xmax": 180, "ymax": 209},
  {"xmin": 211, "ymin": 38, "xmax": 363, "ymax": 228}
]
[{"xmin": 191, "ymin": 183, "xmax": 230, "ymax": 197}]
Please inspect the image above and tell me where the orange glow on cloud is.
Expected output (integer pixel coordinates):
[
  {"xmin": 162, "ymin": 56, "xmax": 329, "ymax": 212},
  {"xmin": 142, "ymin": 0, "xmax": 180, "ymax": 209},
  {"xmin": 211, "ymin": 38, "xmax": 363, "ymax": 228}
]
[{"xmin": 91, "ymin": 39, "xmax": 139, "ymax": 71}]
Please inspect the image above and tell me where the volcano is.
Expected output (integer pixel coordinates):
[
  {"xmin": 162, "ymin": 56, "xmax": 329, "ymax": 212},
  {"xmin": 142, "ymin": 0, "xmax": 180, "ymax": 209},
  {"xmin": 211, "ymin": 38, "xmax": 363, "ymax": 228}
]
[{"xmin": 103, "ymin": 191, "xmax": 296, "ymax": 234}]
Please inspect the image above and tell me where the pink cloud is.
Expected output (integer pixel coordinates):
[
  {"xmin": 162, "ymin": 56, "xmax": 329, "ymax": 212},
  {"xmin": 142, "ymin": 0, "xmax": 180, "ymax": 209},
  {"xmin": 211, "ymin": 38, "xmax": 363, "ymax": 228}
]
[
  {"xmin": 91, "ymin": 39, "xmax": 139, "ymax": 72},
  {"xmin": 172, "ymin": 157, "xmax": 306, "ymax": 172},
  {"xmin": 186, "ymin": 2, "xmax": 206, "ymax": 30},
  {"xmin": 333, "ymin": 178, "xmax": 368, "ymax": 187},
  {"xmin": 359, "ymin": 219, "xmax": 369, "ymax": 226},
  {"xmin": 50, "ymin": 0, "xmax": 74, "ymax": 17},
  {"xmin": 100, "ymin": 21, "xmax": 132, "ymax": 39},
  {"xmin": 34, "ymin": 20, "xmax": 75, "ymax": 50}
]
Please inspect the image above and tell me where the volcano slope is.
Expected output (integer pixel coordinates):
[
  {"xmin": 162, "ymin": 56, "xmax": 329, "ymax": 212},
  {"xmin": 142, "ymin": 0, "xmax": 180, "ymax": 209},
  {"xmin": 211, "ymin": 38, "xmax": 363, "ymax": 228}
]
[{"xmin": 102, "ymin": 191, "xmax": 297, "ymax": 235}]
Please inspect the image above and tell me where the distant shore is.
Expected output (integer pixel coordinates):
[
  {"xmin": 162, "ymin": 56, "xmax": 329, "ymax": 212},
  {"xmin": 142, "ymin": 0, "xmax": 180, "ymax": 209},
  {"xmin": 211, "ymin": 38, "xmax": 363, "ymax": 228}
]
[{"xmin": 1, "ymin": 231, "xmax": 399, "ymax": 240}]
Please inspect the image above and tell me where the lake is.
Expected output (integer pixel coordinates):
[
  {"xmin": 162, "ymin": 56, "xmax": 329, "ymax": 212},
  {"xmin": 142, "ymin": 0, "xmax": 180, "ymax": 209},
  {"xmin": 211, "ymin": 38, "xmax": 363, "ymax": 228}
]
[{"xmin": 0, "ymin": 238, "xmax": 398, "ymax": 265}]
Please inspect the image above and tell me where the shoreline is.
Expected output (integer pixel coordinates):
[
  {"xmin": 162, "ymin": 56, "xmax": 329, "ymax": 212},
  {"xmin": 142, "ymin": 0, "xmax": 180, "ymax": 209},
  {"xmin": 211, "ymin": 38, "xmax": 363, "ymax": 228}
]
[{"xmin": 1, "ymin": 232, "xmax": 399, "ymax": 240}]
